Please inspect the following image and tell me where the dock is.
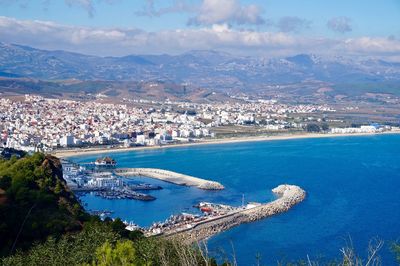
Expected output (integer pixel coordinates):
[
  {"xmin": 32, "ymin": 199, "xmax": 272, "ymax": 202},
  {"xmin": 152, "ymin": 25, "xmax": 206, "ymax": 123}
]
[
  {"xmin": 115, "ymin": 168, "xmax": 224, "ymax": 190},
  {"xmin": 161, "ymin": 184, "xmax": 306, "ymax": 243}
]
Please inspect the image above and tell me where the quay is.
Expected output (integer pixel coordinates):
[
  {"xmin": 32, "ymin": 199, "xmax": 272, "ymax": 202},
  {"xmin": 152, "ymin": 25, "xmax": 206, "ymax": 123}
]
[
  {"xmin": 160, "ymin": 184, "xmax": 306, "ymax": 243},
  {"xmin": 115, "ymin": 168, "xmax": 224, "ymax": 190}
]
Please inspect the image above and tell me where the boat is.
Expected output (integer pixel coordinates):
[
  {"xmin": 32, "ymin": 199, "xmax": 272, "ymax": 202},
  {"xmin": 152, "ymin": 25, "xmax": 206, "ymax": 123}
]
[
  {"xmin": 94, "ymin": 157, "xmax": 117, "ymax": 168},
  {"xmin": 128, "ymin": 183, "xmax": 162, "ymax": 190},
  {"xmin": 200, "ymin": 206, "xmax": 213, "ymax": 213}
]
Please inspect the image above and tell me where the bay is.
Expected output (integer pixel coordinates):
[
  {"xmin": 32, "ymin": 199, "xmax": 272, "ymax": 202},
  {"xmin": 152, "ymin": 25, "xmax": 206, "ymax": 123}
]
[{"xmin": 69, "ymin": 134, "xmax": 400, "ymax": 265}]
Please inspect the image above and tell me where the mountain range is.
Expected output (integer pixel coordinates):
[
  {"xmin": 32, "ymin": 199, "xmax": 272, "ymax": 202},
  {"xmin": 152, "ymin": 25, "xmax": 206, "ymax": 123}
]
[
  {"xmin": 1, "ymin": 42, "xmax": 400, "ymax": 101},
  {"xmin": 2, "ymin": 42, "xmax": 400, "ymax": 85}
]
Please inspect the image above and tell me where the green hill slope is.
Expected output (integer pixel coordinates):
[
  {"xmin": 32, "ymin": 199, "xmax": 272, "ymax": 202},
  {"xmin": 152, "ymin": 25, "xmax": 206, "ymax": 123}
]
[{"xmin": 0, "ymin": 153, "xmax": 86, "ymax": 256}]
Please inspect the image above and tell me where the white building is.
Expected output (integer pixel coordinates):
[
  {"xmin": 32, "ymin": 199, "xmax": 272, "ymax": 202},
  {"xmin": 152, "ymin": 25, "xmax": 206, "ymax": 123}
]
[{"xmin": 60, "ymin": 135, "xmax": 75, "ymax": 147}]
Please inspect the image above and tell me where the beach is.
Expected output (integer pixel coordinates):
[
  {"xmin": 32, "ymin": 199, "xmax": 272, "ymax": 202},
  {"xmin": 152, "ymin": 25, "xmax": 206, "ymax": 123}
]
[
  {"xmin": 51, "ymin": 131, "xmax": 400, "ymax": 158},
  {"xmin": 50, "ymin": 131, "xmax": 400, "ymax": 158}
]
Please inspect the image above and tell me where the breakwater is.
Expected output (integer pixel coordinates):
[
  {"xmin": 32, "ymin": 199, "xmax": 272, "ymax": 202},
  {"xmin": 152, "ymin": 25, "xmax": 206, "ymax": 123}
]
[
  {"xmin": 115, "ymin": 168, "xmax": 224, "ymax": 190},
  {"xmin": 164, "ymin": 184, "xmax": 306, "ymax": 243}
]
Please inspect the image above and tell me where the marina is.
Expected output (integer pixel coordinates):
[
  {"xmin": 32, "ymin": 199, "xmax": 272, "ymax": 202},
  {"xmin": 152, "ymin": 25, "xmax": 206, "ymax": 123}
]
[
  {"xmin": 62, "ymin": 157, "xmax": 161, "ymax": 201},
  {"xmin": 62, "ymin": 156, "xmax": 224, "ymax": 203}
]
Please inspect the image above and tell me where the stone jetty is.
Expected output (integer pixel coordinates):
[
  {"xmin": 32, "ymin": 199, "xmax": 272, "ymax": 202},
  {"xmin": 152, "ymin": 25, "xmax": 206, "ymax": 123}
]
[
  {"xmin": 115, "ymin": 168, "xmax": 224, "ymax": 190},
  {"xmin": 164, "ymin": 184, "xmax": 306, "ymax": 243}
]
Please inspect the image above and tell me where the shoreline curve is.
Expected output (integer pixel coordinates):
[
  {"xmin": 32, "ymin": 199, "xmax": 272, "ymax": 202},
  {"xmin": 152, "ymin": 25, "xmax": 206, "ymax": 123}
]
[{"xmin": 52, "ymin": 131, "xmax": 400, "ymax": 158}]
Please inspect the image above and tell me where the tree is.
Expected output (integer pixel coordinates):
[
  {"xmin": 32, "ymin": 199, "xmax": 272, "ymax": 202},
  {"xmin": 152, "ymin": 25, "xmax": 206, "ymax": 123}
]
[
  {"xmin": 95, "ymin": 240, "xmax": 137, "ymax": 266},
  {"xmin": 392, "ymin": 242, "xmax": 400, "ymax": 264},
  {"xmin": 321, "ymin": 123, "xmax": 329, "ymax": 131},
  {"xmin": 306, "ymin": 123, "xmax": 321, "ymax": 132}
]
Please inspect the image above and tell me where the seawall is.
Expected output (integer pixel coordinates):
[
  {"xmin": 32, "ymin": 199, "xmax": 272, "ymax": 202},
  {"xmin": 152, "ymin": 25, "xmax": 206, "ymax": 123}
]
[
  {"xmin": 164, "ymin": 184, "xmax": 306, "ymax": 243},
  {"xmin": 115, "ymin": 168, "xmax": 224, "ymax": 190}
]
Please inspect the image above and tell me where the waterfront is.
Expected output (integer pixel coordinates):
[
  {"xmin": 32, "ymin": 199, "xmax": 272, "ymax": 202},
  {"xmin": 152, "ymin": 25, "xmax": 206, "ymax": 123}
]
[{"xmin": 69, "ymin": 134, "xmax": 400, "ymax": 265}]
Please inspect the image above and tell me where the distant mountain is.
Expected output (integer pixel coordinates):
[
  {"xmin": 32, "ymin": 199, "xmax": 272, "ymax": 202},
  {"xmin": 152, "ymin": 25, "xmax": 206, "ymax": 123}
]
[{"xmin": 1, "ymin": 42, "xmax": 400, "ymax": 95}]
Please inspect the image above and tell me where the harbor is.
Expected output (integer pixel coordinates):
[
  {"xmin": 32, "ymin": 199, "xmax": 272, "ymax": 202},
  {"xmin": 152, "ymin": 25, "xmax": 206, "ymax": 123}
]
[
  {"xmin": 62, "ymin": 156, "xmax": 224, "ymax": 203},
  {"xmin": 144, "ymin": 185, "xmax": 306, "ymax": 243},
  {"xmin": 62, "ymin": 157, "xmax": 162, "ymax": 201},
  {"xmin": 63, "ymin": 156, "xmax": 305, "ymax": 245},
  {"xmin": 81, "ymin": 184, "xmax": 306, "ymax": 243}
]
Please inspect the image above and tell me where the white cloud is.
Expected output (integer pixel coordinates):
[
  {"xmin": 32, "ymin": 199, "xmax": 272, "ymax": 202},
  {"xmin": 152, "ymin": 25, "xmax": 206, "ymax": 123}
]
[
  {"xmin": 0, "ymin": 16, "xmax": 399, "ymax": 59},
  {"xmin": 342, "ymin": 37, "xmax": 400, "ymax": 54},
  {"xmin": 188, "ymin": 0, "xmax": 264, "ymax": 25},
  {"xmin": 136, "ymin": 0, "xmax": 264, "ymax": 26}
]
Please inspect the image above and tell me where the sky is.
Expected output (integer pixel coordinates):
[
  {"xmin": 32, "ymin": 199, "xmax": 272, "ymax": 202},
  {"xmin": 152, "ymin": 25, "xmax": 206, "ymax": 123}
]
[{"xmin": 0, "ymin": 0, "xmax": 399, "ymax": 59}]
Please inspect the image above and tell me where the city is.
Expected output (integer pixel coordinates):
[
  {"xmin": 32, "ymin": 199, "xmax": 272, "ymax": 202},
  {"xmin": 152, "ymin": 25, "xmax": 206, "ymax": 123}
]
[{"xmin": 1, "ymin": 94, "xmax": 396, "ymax": 153}]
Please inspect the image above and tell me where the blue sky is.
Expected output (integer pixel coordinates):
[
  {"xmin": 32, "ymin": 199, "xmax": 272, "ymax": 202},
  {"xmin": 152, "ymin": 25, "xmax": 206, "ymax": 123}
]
[{"xmin": 0, "ymin": 0, "xmax": 399, "ymax": 58}]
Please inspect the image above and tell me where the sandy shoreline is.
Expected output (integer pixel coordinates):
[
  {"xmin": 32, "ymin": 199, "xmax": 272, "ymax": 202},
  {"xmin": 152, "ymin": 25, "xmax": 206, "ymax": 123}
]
[{"xmin": 52, "ymin": 131, "xmax": 400, "ymax": 158}]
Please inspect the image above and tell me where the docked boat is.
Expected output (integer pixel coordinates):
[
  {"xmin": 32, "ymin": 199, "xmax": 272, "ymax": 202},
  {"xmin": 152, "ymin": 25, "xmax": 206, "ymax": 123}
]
[{"xmin": 94, "ymin": 157, "xmax": 117, "ymax": 168}]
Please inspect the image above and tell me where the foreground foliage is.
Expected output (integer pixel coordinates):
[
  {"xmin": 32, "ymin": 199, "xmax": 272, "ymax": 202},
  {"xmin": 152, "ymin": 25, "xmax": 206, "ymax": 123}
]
[
  {"xmin": 2, "ymin": 221, "xmax": 222, "ymax": 266},
  {"xmin": 0, "ymin": 153, "xmax": 87, "ymax": 256}
]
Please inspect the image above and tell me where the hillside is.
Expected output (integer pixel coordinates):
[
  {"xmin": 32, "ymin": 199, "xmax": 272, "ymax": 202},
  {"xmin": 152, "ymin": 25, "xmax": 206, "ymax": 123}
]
[
  {"xmin": 0, "ymin": 78, "xmax": 233, "ymax": 102},
  {"xmin": 0, "ymin": 153, "xmax": 85, "ymax": 256}
]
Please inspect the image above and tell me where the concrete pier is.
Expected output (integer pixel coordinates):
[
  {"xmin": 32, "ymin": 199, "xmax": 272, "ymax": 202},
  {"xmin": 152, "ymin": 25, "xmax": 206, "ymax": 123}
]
[
  {"xmin": 115, "ymin": 168, "xmax": 224, "ymax": 190},
  {"xmin": 164, "ymin": 184, "xmax": 306, "ymax": 243}
]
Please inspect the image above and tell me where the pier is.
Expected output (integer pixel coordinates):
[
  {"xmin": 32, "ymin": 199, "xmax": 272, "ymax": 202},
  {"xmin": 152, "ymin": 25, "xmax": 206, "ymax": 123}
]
[
  {"xmin": 160, "ymin": 185, "xmax": 306, "ymax": 243},
  {"xmin": 115, "ymin": 168, "xmax": 224, "ymax": 190}
]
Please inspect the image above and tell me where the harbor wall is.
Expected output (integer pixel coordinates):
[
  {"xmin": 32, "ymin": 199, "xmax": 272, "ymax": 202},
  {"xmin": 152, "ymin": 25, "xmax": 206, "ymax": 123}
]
[
  {"xmin": 165, "ymin": 185, "xmax": 306, "ymax": 243},
  {"xmin": 115, "ymin": 168, "xmax": 224, "ymax": 190}
]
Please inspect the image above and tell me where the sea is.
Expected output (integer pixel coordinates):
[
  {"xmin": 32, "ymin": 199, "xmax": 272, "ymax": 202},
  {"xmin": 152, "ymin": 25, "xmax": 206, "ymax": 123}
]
[{"xmin": 69, "ymin": 134, "xmax": 400, "ymax": 265}]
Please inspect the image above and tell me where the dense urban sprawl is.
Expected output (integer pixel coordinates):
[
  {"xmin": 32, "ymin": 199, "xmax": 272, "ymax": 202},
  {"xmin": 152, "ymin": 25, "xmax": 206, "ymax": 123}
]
[{"xmin": 0, "ymin": 94, "xmax": 395, "ymax": 152}]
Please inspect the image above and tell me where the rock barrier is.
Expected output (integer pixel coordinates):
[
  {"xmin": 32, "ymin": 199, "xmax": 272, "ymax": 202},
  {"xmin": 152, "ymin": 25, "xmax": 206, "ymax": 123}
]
[
  {"xmin": 166, "ymin": 184, "xmax": 306, "ymax": 243},
  {"xmin": 115, "ymin": 168, "xmax": 224, "ymax": 190}
]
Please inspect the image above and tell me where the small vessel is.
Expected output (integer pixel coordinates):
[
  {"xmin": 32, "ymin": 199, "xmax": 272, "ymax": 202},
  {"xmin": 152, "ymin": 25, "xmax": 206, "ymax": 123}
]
[
  {"xmin": 200, "ymin": 206, "xmax": 213, "ymax": 213},
  {"xmin": 94, "ymin": 157, "xmax": 117, "ymax": 168},
  {"xmin": 128, "ymin": 183, "xmax": 162, "ymax": 190}
]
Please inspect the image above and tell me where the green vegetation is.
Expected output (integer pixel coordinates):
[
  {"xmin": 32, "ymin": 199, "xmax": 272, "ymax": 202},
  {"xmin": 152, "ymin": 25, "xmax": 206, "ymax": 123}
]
[
  {"xmin": 1, "ymin": 221, "xmax": 118, "ymax": 266},
  {"xmin": 0, "ymin": 153, "xmax": 87, "ymax": 256},
  {"xmin": 392, "ymin": 242, "xmax": 400, "ymax": 264},
  {"xmin": 305, "ymin": 123, "xmax": 321, "ymax": 132},
  {"xmin": 1, "ymin": 220, "xmax": 221, "ymax": 266}
]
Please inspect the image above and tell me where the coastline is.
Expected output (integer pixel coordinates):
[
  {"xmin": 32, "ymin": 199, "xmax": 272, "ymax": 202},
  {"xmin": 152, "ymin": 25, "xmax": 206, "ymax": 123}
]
[{"xmin": 52, "ymin": 131, "xmax": 400, "ymax": 158}]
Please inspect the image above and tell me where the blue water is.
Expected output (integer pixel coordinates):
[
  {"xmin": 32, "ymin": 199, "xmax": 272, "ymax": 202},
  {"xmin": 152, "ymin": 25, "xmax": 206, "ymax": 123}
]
[{"xmin": 69, "ymin": 134, "xmax": 400, "ymax": 265}]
